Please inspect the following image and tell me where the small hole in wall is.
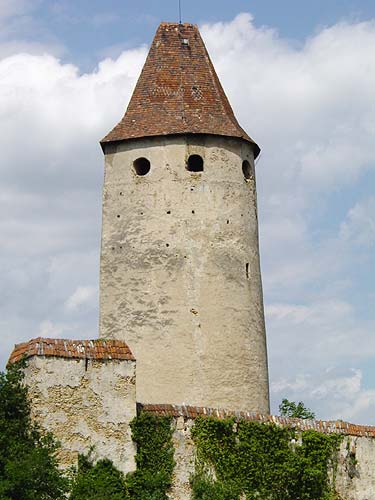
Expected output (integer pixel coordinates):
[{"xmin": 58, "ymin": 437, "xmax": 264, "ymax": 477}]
[
  {"xmin": 85, "ymin": 358, "xmax": 89, "ymax": 372},
  {"xmin": 190, "ymin": 187, "xmax": 194, "ymax": 192},
  {"xmin": 120, "ymin": 192, "xmax": 123, "ymax": 196},
  {"xmin": 133, "ymin": 157, "xmax": 151, "ymax": 176},
  {"xmin": 167, "ymin": 210, "xmax": 171, "ymax": 214},
  {"xmin": 192, "ymin": 210, "xmax": 195, "ymax": 214},
  {"xmin": 117, "ymin": 215, "xmax": 120, "ymax": 218},
  {"xmin": 227, "ymin": 220, "xmax": 229, "ymax": 224},
  {"xmin": 242, "ymin": 160, "xmax": 252, "ymax": 180},
  {"xmin": 187, "ymin": 154, "xmax": 204, "ymax": 172},
  {"xmin": 246, "ymin": 263, "xmax": 249, "ymax": 279},
  {"xmin": 166, "ymin": 243, "xmax": 169, "ymax": 247}
]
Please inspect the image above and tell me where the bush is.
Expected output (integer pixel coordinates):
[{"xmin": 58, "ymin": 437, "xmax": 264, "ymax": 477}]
[
  {"xmin": 0, "ymin": 361, "xmax": 69, "ymax": 500},
  {"xmin": 70, "ymin": 452, "xmax": 127, "ymax": 500}
]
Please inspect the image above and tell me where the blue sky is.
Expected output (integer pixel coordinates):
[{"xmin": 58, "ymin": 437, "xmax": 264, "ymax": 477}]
[
  {"xmin": 1, "ymin": 1, "xmax": 375, "ymax": 423},
  {"xmin": 5, "ymin": 1, "xmax": 375, "ymax": 68}
]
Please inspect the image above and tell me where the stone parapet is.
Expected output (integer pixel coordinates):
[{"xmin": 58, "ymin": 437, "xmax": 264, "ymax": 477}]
[
  {"xmin": 8, "ymin": 337, "xmax": 135, "ymax": 365},
  {"xmin": 141, "ymin": 403, "xmax": 375, "ymax": 438}
]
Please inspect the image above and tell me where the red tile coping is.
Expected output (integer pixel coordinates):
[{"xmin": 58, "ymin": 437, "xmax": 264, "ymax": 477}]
[
  {"xmin": 101, "ymin": 22, "xmax": 260, "ymax": 158},
  {"xmin": 140, "ymin": 404, "xmax": 375, "ymax": 438},
  {"xmin": 8, "ymin": 337, "xmax": 135, "ymax": 365}
]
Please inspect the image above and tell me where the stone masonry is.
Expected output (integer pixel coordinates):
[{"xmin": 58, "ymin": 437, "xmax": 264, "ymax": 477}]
[
  {"xmin": 8, "ymin": 338, "xmax": 137, "ymax": 474},
  {"xmin": 142, "ymin": 404, "xmax": 375, "ymax": 500},
  {"xmin": 99, "ymin": 22, "xmax": 269, "ymax": 413}
]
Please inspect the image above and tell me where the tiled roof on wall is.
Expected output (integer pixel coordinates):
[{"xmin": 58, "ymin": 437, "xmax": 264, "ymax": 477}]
[
  {"xmin": 8, "ymin": 337, "xmax": 135, "ymax": 365},
  {"xmin": 101, "ymin": 22, "xmax": 260, "ymax": 158},
  {"xmin": 141, "ymin": 404, "xmax": 375, "ymax": 438}
]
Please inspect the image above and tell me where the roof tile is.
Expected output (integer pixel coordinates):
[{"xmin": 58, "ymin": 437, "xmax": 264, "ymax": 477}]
[
  {"xmin": 140, "ymin": 403, "xmax": 375, "ymax": 438},
  {"xmin": 101, "ymin": 22, "xmax": 260, "ymax": 157},
  {"xmin": 8, "ymin": 337, "xmax": 135, "ymax": 365}
]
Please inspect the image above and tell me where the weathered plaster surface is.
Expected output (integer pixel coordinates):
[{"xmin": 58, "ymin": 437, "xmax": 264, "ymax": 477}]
[
  {"xmin": 166, "ymin": 415, "xmax": 375, "ymax": 500},
  {"xmin": 23, "ymin": 356, "xmax": 136, "ymax": 474},
  {"xmin": 100, "ymin": 134, "xmax": 269, "ymax": 413},
  {"xmin": 335, "ymin": 435, "xmax": 375, "ymax": 500},
  {"xmin": 168, "ymin": 416, "xmax": 196, "ymax": 500}
]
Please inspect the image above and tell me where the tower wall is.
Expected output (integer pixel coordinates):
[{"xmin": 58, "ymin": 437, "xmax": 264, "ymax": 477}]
[{"xmin": 100, "ymin": 134, "xmax": 269, "ymax": 413}]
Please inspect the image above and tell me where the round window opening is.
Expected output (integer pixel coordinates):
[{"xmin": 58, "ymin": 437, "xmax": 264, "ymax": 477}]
[
  {"xmin": 133, "ymin": 157, "xmax": 151, "ymax": 176},
  {"xmin": 242, "ymin": 160, "xmax": 252, "ymax": 180},
  {"xmin": 187, "ymin": 154, "xmax": 204, "ymax": 172}
]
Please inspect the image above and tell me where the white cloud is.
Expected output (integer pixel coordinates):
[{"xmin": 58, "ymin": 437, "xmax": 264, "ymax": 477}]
[
  {"xmin": 0, "ymin": 0, "xmax": 37, "ymax": 20},
  {"xmin": 37, "ymin": 319, "xmax": 68, "ymax": 338},
  {"xmin": 202, "ymin": 14, "xmax": 375, "ymax": 193},
  {"xmin": 340, "ymin": 197, "xmax": 375, "ymax": 248},
  {"xmin": 272, "ymin": 368, "xmax": 375, "ymax": 424},
  {"xmin": 65, "ymin": 286, "xmax": 98, "ymax": 312}
]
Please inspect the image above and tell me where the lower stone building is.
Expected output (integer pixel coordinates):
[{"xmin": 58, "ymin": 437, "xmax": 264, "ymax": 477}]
[
  {"xmin": 8, "ymin": 337, "xmax": 137, "ymax": 474},
  {"xmin": 7, "ymin": 339, "xmax": 375, "ymax": 500}
]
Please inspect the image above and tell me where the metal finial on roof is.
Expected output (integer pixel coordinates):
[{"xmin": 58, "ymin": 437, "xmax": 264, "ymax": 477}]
[{"xmin": 179, "ymin": 0, "xmax": 182, "ymax": 24}]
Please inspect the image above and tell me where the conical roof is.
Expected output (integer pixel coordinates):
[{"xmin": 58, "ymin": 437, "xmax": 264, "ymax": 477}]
[{"xmin": 101, "ymin": 22, "xmax": 260, "ymax": 157}]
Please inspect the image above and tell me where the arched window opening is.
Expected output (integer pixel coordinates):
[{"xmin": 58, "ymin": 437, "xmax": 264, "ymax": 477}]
[
  {"xmin": 133, "ymin": 157, "xmax": 151, "ymax": 176},
  {"xmin": 242, "ymin": 160, "xmax": 252, "ymax": 181},
  {"xmin": 187, "ymin": 154, "xmax": 204, "ymax": 172}
]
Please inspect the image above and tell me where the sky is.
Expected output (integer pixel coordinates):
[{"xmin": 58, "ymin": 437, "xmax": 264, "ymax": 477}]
[{"xmin": 0, "ymin": 0, "xmax": 375, "ymax": 424}]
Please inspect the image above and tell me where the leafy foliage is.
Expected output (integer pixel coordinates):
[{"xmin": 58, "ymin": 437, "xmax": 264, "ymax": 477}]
[
  {"xmin": 70, "ymin": 452, "xmax": 127, "ymax": 500},
  {"xmin": 0, "ymin": 361, "xmax": 69, "ymax": 500},
  {"xmin": 127, "ymin": 412, "xmax": 175, "ymax": 500},
  {"xmin": 191, "ymin": 417, "xmax": 341, "ymax": 500},
  {"xmin": 279, "ymin": 398, "xmax": 316, "ymax": 419},
  {"xmin": 69, "ymin": 412, "xmax": 175, "ymax": 500}
]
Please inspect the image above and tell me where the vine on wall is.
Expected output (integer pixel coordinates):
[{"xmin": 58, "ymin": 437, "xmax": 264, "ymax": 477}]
[
  {"xmin": 190, "ymin": 417, "xmax": 342, "ymax": 500},
  {"xmin": 70, "ymin": 412, "xmax": 175, "ymax": 500}
]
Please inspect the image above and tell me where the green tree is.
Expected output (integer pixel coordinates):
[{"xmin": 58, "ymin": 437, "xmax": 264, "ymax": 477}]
[
  {"xmin": 69, "ymin": 452, "xmax": 127, "ymax": 500},
  {"xmin": 279, "ymin": 398, "xmax": 316, "ymax": 419},
  {"xmin": 0, "ymin": 361, "xmax": 69, "ymax": 500}
]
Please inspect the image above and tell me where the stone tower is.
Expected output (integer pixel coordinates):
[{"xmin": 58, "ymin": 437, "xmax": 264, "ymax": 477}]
[{"xmin": 99, "ymin": 22, "xmax": 269, "ymax": 413}]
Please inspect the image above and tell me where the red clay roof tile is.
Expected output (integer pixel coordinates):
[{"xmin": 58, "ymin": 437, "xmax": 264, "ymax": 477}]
[
  {"xmin": 101, "ymin": 22, "xmax": 260, "ymax": 157},
  {"xmin": 140, "ymin": 403, "xmax": 375, "ymax": 438},
  {"xmin": 8, "ymin": 337, "xmax": 135, "ymax": 365}
]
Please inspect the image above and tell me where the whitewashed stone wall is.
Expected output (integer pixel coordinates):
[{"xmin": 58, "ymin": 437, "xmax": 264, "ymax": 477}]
[
  {"xmin": 23, "ymin": 355, "xmax": 137, "ymax": 474},
  {"xmin": 143, "ymin": 405, "xmax": 375, "ymax": 500},
  {"xmin": 100, "ymin": 134, "xmax": 269, "ymax": 414}
]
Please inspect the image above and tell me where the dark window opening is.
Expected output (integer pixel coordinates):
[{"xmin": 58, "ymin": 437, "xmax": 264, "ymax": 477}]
[
  {"xmin": 133, "ymin": 157, "xmax": 151, "ymax": 176},
  {"xmin": 187, "ymin": 154, "xmax": 204, "ymax": 172},
  {"xmin": 246, "ymin": 263, "xmax": 249, "ymax": 279},
  {"xmin": 242, "ymin": 160, "xmax": 252, "ymax": 180}
]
